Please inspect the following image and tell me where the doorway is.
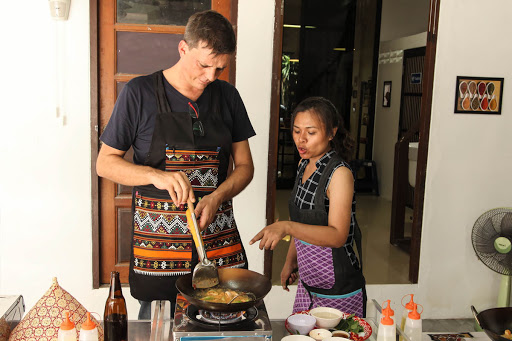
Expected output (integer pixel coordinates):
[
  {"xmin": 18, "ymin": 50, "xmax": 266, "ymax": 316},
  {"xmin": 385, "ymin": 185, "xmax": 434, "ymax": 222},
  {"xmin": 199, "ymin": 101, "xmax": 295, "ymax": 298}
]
[{"xmin": 266, "ymin": 0, "xmax": 436, "ymax": 285}]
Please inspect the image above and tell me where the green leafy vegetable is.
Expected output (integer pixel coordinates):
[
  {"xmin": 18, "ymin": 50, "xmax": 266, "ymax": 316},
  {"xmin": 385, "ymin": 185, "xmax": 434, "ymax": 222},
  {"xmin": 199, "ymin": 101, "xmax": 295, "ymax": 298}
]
[{"xmin": 335, "ymin": 314, "xmax": 364, "ymax": 334}]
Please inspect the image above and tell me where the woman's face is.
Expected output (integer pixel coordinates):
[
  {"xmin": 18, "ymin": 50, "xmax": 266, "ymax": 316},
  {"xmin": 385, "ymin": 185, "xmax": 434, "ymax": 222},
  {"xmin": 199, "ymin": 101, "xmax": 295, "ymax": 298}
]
[{"xmin": 292, "ymin": 110, "xmax": 335, "ymax": 163}]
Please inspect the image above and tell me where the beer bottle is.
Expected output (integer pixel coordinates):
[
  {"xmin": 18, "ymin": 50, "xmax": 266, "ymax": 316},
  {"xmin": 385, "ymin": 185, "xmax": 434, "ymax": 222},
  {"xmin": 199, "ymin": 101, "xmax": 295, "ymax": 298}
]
[{"xmin": 104, "ymin": 271, "xmax": 128, "ymax": 341}]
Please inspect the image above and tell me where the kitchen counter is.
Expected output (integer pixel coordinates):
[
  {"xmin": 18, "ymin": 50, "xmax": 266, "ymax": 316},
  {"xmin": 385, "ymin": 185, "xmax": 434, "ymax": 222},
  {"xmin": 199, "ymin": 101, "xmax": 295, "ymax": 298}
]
[
  {"xmin": 125, "ymin": 318, "xmax": 478, "ymax": 341},
  {"xmin": 125, "ymin": 319, "xmax": 289, "ymax": 340},
  {"xmin": 124, "ymin": 299, "xmax": 478, "ymax": 340}
]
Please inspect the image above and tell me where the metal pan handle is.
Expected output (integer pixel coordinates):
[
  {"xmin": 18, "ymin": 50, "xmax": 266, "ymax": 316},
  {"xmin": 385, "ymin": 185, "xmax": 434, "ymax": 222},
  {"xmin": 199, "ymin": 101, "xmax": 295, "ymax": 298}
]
[{"xmin": 471, "ymin": 305, "xmax": 482, "ymax": 329}]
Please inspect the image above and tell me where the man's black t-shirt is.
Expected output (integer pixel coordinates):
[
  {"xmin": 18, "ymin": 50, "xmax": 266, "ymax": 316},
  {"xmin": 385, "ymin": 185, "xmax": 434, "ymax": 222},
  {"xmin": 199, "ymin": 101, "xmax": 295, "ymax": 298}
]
[{"xmin": 100, "ymin": 72, "xmax": 256, "ymax": 165}]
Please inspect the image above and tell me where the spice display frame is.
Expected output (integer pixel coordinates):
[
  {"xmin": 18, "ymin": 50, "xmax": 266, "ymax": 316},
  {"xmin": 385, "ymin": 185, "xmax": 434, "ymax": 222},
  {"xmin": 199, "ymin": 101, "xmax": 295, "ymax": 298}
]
[{"xmin": 454, "ymin": 76, "xmax": 504, "ymax": 115}]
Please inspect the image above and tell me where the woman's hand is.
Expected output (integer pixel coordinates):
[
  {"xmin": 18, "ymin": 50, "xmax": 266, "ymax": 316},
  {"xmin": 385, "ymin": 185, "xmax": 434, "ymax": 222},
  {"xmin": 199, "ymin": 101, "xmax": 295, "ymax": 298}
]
[
  {"xmin": 281, "ymin": 262, "xmax": 298, "ymax": 291},
  {"xmin": 249, "ymin": 221, "xmax": 290, "ymax": 250}
]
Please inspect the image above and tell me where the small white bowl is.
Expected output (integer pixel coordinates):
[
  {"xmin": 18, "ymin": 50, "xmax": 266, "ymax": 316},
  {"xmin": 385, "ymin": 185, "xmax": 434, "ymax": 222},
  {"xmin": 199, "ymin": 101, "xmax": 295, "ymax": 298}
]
[
  {"xmin": 282, "ymin": 335, "xmax": 316, "ymax": 341},
  {"xmin": 309, "ymin": 328, "xmax": 332, "ymax": 340},
  {"xmin": 331, "ymin": 330, "xmax": 350, "ymax": 338},
  {"xmin": 309, "ymin": 307, "xmax": 343, "ymax": 329},
  {"xmin": 287, "ymin": 314, "xmax": 318, "ymax": 335}
]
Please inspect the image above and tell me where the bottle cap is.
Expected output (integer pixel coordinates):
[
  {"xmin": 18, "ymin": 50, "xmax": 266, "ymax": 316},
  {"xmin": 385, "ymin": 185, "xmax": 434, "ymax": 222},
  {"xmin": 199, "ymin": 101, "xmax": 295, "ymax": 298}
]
[
  {"xmin": 81, "ymin": 312, "xmax": 96, "ymax": 331},
  {"xmin": 381, "ymin": 300, "xmax": 394, "ymax": 325},
  {"xmin": 404, "ymin": 294, "xmax": 415, "ymax": 310},
  {"xmin": 383, "ymin": 299, "xmax": 394, "ymax": 317},
  {"xmin": 60, "ymin": 311, "xmax": 75, "ymax": 330},
  {"xmin": 408, "ymin": 303, "xmax": 421, "ymax": 320}
]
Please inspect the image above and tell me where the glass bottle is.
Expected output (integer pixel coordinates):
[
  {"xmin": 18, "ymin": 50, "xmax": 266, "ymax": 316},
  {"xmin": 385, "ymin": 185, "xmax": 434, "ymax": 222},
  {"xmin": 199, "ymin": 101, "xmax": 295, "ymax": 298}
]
[{"xmin": 104, "ymin": 271, "xmax": 128, "ymax": 341}]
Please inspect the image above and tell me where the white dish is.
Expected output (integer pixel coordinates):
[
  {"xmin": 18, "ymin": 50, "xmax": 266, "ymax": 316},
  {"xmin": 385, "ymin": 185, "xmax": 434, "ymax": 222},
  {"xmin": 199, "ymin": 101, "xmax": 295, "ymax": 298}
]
[
  {"xmin": 309, "ymin": 328, "xmax": 332, "ymax": 340},
  {"xmin": 282, "ymin": 335, "xmax": 316, "ymax": 341},
  {"xmin": 287, "ymin": 313, "xmax": 317, "ymax": 335},
  {"xmin": 331, "ymin": 330, "xmax": 350, "ymax": 338},
  {"xmin": 309, "ymin": 307, "xmax": 343, "ymax": 329}
]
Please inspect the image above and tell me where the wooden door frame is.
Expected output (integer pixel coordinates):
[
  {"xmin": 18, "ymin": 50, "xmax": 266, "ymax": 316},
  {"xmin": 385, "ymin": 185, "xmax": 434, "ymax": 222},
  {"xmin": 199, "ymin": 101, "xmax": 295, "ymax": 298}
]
[
  {"xmin": 90, "ymin": 0, "xmax": 239, "ymax": 289},
  {"xmin": 264, "ymin": 0, "xmax": 441, "ymax": 283},
  {"xmin": 409, "ymin": 0, "xmax": 440, "ymax": 283},
  {"xmin": 90, "ymin": 0, "xmax": 100, "ymax": 289}
]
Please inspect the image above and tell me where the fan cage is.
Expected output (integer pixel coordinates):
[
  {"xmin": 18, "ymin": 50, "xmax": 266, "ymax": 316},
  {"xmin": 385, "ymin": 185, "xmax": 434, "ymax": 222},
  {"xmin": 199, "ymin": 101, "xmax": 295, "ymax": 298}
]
[{"xmin": 472, "ymin": 207, "xmax": 512, "ymax": 275}]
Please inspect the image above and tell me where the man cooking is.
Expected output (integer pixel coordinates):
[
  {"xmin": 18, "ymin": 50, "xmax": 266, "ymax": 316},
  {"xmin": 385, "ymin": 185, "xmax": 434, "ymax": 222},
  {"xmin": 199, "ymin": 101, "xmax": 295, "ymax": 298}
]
[{"xmin": 96, "ymin": 10, "xmax": 256, "ymax": 318}]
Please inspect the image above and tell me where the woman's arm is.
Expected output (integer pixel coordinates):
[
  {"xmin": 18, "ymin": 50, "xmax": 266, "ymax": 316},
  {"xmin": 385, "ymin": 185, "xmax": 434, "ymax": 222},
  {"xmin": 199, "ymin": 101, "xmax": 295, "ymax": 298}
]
[
  {"xmin": 250, "ymin": 166, "xmax": 354, "ymax": 250},
  {"xmin": 280, "ymin": 239, "xmax": 298, "ymax": 291}
]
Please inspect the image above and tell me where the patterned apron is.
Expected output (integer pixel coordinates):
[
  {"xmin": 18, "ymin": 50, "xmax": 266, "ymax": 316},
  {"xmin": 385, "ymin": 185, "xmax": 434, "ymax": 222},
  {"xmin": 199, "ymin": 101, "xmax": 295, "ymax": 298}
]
[
  {"xmin": 129, "ymin": 71, "xmax": 247, "ymax": 302},
  {"xmin": 288, "ymin": 155, "xmax": 367, "ymax": 317}
]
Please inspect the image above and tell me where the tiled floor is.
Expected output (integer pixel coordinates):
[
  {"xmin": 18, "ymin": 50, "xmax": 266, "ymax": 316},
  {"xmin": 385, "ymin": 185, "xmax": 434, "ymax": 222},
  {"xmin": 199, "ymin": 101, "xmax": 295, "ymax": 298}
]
[{"xmin": 272, "ymin": 190, "xmax": 413, "ymax": 285}]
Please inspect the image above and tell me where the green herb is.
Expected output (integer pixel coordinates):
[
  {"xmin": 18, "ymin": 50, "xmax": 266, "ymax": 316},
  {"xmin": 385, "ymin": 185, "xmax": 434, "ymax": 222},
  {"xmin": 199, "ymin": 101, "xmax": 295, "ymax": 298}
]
[{"xmin": 335, "ymin": 314, "xmax": 364, "ymax": 334}]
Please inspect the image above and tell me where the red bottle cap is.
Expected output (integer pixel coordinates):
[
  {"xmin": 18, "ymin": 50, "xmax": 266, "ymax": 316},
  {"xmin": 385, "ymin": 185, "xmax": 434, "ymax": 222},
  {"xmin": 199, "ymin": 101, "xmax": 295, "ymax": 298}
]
[
  {"xmin": 408, "ymin": 303, "xmax": 421, "ymax": 320},
  {"xmin": 404, "ymin": 294, "xmax": 415, "ymax": 310},
  {"xmin": 81, "ymin": 312, "xmax": 96, "ymax": 331},
  {"xmin": 381, "ymin": 300, "xmax": 394, "ymax": 325},
  {"xmin": 60, "ymin": 311, "xmax": 75, "ymax": 331}
]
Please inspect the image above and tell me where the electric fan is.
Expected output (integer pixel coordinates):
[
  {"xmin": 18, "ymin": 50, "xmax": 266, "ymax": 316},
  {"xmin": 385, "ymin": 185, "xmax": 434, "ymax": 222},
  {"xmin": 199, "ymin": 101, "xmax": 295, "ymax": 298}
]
[{"xmin": 472, "ymin": 208, "xmax": 512, "ymax": 307}]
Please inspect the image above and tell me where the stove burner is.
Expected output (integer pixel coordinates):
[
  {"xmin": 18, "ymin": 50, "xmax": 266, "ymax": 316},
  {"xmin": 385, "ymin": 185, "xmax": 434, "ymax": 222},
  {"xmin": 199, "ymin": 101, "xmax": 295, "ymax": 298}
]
[
  {"xmin": 199, "ymin": 310, "xmax": 245, "ymax": 324},
  {"xmin": 186, "ymin": 305, "xmax": 259, "ymax": 330}
]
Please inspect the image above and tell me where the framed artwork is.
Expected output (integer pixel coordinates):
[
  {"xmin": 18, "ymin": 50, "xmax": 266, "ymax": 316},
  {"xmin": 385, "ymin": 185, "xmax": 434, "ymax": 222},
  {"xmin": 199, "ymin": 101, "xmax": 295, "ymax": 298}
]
[
  {"xmin": 383, "ymin": 81, "xmax": 392, "ymax": 107},
  {"xmin": 454, "ymin": 76, "xmax": 504, "ymax": 114}
]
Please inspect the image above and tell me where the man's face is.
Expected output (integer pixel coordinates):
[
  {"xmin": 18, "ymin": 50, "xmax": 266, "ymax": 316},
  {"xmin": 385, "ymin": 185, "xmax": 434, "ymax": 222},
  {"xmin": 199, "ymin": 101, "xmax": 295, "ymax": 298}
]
[{"xmin": 180, "ymin": 40, "xmax": 231, "ymax": 91}]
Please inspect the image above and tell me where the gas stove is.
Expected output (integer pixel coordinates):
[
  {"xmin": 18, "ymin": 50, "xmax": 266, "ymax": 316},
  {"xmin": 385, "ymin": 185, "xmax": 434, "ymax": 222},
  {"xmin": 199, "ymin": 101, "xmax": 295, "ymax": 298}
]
[{"xmin": 172, "ymin": 294, "xmax": 272, "ymax": 341}]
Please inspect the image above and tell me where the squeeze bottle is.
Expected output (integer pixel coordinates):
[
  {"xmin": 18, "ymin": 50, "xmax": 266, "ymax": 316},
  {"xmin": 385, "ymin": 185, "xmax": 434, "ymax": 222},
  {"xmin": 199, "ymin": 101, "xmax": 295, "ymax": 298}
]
[
  {"xmin": 400, "ymin": 294, "xmax": 416, "ymax": 341},
  {"xmin": 404, "ymin": 303, "xmax": 422, "ymax": 341},
  {"xmin": 377, "ymin": 300, "xmax": 396, "ymax": 341},
  {"xmin": 79, "ymin": 312, "xmax": 99, "ymax": 341},
  {"xmin": 58, "ymin": 310, "xmax": 77, "ymax": 341}
]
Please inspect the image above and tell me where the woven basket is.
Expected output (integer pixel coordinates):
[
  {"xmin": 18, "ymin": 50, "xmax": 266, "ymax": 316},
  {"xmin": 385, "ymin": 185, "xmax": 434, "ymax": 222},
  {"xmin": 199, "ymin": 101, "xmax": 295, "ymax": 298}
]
[{"xmin": 8, "ymin": 278, "xmax": 104, "ymax": 341}]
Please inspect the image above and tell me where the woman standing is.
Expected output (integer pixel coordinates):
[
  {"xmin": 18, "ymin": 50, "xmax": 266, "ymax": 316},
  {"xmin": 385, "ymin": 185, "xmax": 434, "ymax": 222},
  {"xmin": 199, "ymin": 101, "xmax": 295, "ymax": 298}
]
[{"xmin": 250, "ymin": 97, "xmax": 366, "ymax": 316}]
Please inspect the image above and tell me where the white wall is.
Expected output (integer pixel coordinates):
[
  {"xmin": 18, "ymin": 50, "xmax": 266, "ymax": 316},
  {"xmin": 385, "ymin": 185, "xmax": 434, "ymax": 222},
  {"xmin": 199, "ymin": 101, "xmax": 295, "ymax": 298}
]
[
  {"xmin": 380, "ymin": 0, "xmax": 430, "ymax": 42},
  {"xmin": 416, "ymin": 0, "xmax": 512, "ymax": 317},
  {"xmin": 1, "ymin": 0, "xmax": 511, "ymax": 323},
  {"xmin": 374, "ymin": 33, "xmax": 427, "ymax": 200}
]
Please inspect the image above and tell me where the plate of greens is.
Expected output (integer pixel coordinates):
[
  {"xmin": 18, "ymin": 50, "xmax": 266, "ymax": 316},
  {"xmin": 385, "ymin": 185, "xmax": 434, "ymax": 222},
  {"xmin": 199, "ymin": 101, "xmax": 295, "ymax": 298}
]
[{"xmin": 333, "ymin": 313, "xmax": 372, "ymax": 341}]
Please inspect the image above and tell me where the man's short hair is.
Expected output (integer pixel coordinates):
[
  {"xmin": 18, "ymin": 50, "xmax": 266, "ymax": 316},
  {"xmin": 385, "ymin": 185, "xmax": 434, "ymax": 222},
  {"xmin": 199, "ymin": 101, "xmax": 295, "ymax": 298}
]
[{"xmin": 184, "ymin": 10, "xmax": 236, "ymax": 55}]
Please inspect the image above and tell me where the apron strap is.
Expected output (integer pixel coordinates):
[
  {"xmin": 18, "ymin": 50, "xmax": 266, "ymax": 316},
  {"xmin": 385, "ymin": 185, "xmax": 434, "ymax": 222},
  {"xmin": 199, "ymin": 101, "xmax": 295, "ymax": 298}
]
[
  {"xmin": 353, "ymin": 218, "xmax": 363, "ymax": 271},
  {"xmin": 153, "ymin": 70, "xmax": 172, "ymax": 114},
  {"xmin": 314, "ymin": 155, "xmax": 364, "ymax": 270},
  {"xmin": 301, "ymin": 279, "xmax": 315, "ymax": 310},
  {"xmin": 313, "ymin": 154, "xmax": 343, "ymax": 211},
  {"xmin": 208, "ymin": 81, "xmax": 222, "ymax": 117},
  {"xmin": 290, "ymin": 159, "xmax": 306, "ymax": 200}
]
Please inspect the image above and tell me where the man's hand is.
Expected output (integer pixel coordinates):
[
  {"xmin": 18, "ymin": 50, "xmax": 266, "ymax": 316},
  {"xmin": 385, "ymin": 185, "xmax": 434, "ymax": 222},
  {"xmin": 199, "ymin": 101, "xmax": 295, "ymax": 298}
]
[
  {"xmin": 194, "ymin": 193, "xmax": 222, "ymax": 231},
  {"xmin": 97, "ymin": 144, "xmax": 195, "ymax": 206},
  {"xmin": 151, "ymin": 170, "xmax": 195, "ymax": 206},
  {"xmin": 249, "ymin": 221, "xmax": 290, "ymax": 250}
]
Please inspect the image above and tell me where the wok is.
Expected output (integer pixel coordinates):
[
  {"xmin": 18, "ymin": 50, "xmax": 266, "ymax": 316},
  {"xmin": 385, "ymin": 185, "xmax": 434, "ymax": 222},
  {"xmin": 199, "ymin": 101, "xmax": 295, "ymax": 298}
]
[
  {"xmin": 176, "ymin": 268, "xmax": 272, "ymax": 312},
  {"xmin": 472, "ymin": 305, "xmax": 512, "ymax": 341}
]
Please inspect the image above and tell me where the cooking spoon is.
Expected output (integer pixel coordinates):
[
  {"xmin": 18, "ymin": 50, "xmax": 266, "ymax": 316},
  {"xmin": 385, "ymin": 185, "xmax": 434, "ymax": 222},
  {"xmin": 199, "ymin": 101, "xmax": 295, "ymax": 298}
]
[
  {"xmin": 186, "ymin": 199, "xmax": 219, "ymax": 289},
  {"xmin": 227, "ymin": 292, "xmax": 256, "ymax": 304}
]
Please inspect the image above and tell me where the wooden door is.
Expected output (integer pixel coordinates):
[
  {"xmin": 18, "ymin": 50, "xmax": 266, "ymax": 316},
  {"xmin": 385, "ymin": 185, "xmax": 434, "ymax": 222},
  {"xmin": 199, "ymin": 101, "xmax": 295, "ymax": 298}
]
[{"xmin": 97, "ymin": 0, "xmax": 237, "ymax": 285}]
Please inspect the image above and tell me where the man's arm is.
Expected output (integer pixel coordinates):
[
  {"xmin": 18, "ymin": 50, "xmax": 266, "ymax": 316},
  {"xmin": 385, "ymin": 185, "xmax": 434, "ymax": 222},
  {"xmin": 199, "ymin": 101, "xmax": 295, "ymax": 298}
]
[
  {"xmin": 96, "ymin": 143, "xmax": 195, "ymax": 205},
  {"xmin": 195, "ymin": 139, "xmax": 254, "ymax": 229}
]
